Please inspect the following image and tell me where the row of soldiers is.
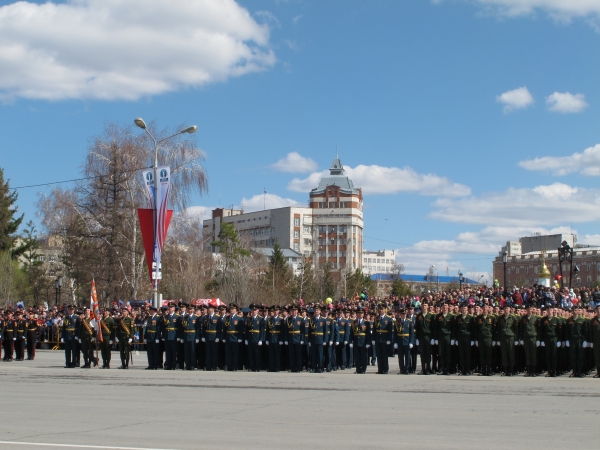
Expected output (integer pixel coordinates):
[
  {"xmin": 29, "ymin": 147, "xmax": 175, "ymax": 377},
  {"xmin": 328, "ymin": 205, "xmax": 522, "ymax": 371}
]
[
  {"xmin": 0, "ymin": 309, "xmax": 40, "ymax": 361},
  {"xmin": 51, "ymin": 300, "xmax": 600, "ymax": 378}
]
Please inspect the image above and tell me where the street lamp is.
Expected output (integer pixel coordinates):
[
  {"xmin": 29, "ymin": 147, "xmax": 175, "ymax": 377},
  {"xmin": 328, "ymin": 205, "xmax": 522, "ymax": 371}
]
[
  {"xmin": 55, "ymin": 275, "xmax": 63, "ymax": 307},
  {"xmin": 431, "ymin": 265, "xmax": 439, "ymax": 291},
  {"xmin": 558, "ymin": 240, "xmax": 573, "ymax": 290},
  {"xmin": 502, "ymin": 251, "xmax": 508, "ymax": 295},
  {"xmin": 134, "ymin": 118, "xmax": 198, "ymax": 308},
  {"xmin": 458, "ymin": 271, "xmax": 464, "ymax": 290}
]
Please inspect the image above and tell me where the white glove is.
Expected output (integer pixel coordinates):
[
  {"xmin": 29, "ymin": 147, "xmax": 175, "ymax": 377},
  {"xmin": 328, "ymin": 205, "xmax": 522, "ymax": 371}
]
[
  {"xmin": 366, "ymin": 344, "xmax": 371, "ymax": 348},
  {"xmin": 536, "ymin": 341, "xmax": 540, "ymax": 347},
  {"xmin": 215, "ymin": 338, "xmax": 219, "ymax": 343},
  {"xmin": 144, "ymin": 339, "xmax": 147, "ymax": 343},
  {"xmin": 372, "ymin": 341, "xmax": 375, "ymax": 345},
  {"xmin": 13, "ymin": 337, "xmax": 16, "ymax": 341},
  {"xmin": 109, "ymin": 340, "xmax": 113, "ymax": 345},
  {"xmin": 300, "ymin": 341, "xmax": 304, "ymax": 345},
  {"xmin": 308, "ymin": 342, "xmax": 311, "ymax": 347},
  {"xmin": 78, "ymin": 339, "xmax": 82, "ymax": 343},
  {"xmin": 565, "ymin": 341, "xmax": 569, "ymax": 347},
  {"xmin": 491, "ymin": 341, "xmax": 496, "ymax": 346},
  {"xmin": 322, "ymin": 342, "xmax": 326, "ymax": 346},
  {"xmin": 497, "ymin": 341, "xmax": 501, "ymax": 347},
  {"xmin": 514, "ymin": 341, "xmax": 518, "ymax": 346},
  {"xmin": 279, "ymin": 341, "xmax": 283, "ymax": 345},
  {"xmin": 244, "ymin": 340, "xmax": 248, "ymax": 345},
  {"xmin": 591, "ymin": 343, "xmax": 594, "ymax": 349},
  {"xmin": 471, "ymin": 341, "xmax": 474, "ymax": 347},
  {"xmin": 128, "ymin": 338, "xmax": 132, "ymax": 344},
  {"xmin": 266, "ymin": 341, "xmax": 269, "ymax": 346},
  {"xmin": 415, "ymin": 339, "xmax": 419, "ymax": 346},
  {"xmin": 238, "ymin": 339, "xmax": 242, "ymax": 343},
  {"xmin": 455, "ymin": 340, "xmax": 459, "ymax": 346},
  {"xmin": 162, "ymin": 338, "xmax": 165, "ymax": 341},
  {"xmin": 155, "ymin": 339, "xmax": 159, "ymax": 344},
  {"xmin": 556, "ymin": 342, "xmax": 561, "ymax": 348},
  {"xmin": 22, "ymin": 336, "xmax": 26, "ymax": 340},
  {"xmin": 91, "ymin": 338, "xmax": 96, "ymax": 342},
  {"xmin": 409, "ymin": 343, "xmax": 413, "ymax": 349},
  {"xmin": 451, "ymin": 340, "xmax": 455, "ymax": 345},
  {"xmin": 195, "ymin": 339, "xmax": 199, "ymax": 343},
  {"xmin": 201, "ymin": 338, "xmax": 206, "ymax": 342},
  {"xmin": 61, "ymin": 338, "xmax": 64, "ymax": 343},
  {"xmin": 335, "ymin": 342, "xmax": 339, "ymax": 346},
  {"xmin": 583, "ymin": 341, "xmax": 588, "ymax": 348},
  {"xmin": 386, "ymin": 341, "xmax": 391, "ymax": 345},
  {"xmin": 344, "ymin": 341, "xmax": 348, "ymax": 345},
  {"xmin": 435, "ymin": 340, "xmax": 439, "ymax": 345},
  {"xmin": 116, "ymin": 337, "xmax": 119, "ymax": 343},
  {"xmin": 349, "ymin": 343, "xmax": 353, "ymax": 348},
  {"xmin": 258, "ymin": 341, "xmax": 262, "ymax": 346},
  {"xmin": 476, "ymin": 341, "xmax": 479, "ymax": 347},
  {"xmin": 541, "ymin": 341, "xmax": 545, "ymax": 347},
  {"xmin": 430, "ymin": 339, "xmax": 435, "ymax": 345},
  {"xmin": 284, "ymin": 341, "xmax": 289, "ymax": 345},
  {"xmin": 519, "ymin": 340, "xmax": 524, "ymax": 345},
  {"xmin": 393, "ymin": 343, "xmax": 398, "ymax": 349}
]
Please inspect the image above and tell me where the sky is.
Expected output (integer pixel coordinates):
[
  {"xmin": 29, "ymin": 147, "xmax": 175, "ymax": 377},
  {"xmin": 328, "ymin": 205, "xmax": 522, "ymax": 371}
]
[{"xmin": 2, "ymin": 0, "xmax": 600, "ymax": 283}]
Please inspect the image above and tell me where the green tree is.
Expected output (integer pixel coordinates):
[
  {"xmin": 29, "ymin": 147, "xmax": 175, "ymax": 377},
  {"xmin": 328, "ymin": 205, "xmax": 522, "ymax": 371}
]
[
  {"xmin": 320, "ymin": 263, "xmax": 335, "ymax": 300},
  {"xmin": 0, "ymin": 168, "xmax": 26, "ymax": 258},
  {"xmin": 391, "ymin": 277, "xmax": 412, "ymax": 297},
  {"xmin": 346, "ymin": 268, "xmax": 375, "ymax": 299},
  {"xmin": 210, "ymin": 222, "xmax": 250, "ymax": 269},
  {"xmin": 19, "ymin": 220, "xmax": 49, "ymax": 303},
  {"xmin": 263, "ymin": 241, "xmax": 292, "ymax": 303}
]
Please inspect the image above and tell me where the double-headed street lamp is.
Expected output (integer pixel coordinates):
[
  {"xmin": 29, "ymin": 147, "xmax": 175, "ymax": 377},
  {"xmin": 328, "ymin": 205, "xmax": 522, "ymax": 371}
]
[
  {"xmin": 558, "ymin": 240, "xmax": 574, "ymax": 290},
  {"xmin": 134, "ymin": 118, "xmax": 197, "ymax": 308},
  {"xmin": 431, "ymin": 265, "xmax": 439, "ymax": 291},
  {"xmin": 55, "ymin": 275, "xmax": 63, "ymax": 307},
  {"xmin": 458, "ymin": 271, "xmax": 464, "ymax": 290},
  {"xmin": 502, "ymin": 251, "xmax": 508, "ymax": 295}
]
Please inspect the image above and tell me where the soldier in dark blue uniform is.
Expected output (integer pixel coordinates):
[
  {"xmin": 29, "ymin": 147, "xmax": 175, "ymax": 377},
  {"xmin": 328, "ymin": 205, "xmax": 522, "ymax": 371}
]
[
  {"xmin": 144, "ymin": 306, "xmax": 161, "ymax": 370},
  {"xmin": 346, "ymin": 309, "xmax": 355, "ymax": 369},
  {"xmin": 203, "ymin": 304, "xmax": 222, "ymax": 371},
  {"xmin": 223, "ymin": 303, "xmax": 244, "ymax": 371},
  {"xmin": 373, "ymin": 304, "xmax": 393, "ymax": 374},
  {"xmin": 266, "ymin": 306, "xmax": 283, "ymax": 372},
  {"xmin": 162, "ymin": 303, "xmax": 180, "ymax": 370},
  {"xmin": 176, "ymin": 304, "xmax": 187, "ymax": 369},
  {"xmin": 393, "ymin": 308, "xmax": 415, "ymax": 374},
  {"xmin": 286, "ymin": 304, "xmax": 305, "ymax": 372},
  {"xmin": 179, "ymin": 304, "xmax": 198, "ymax": 370},
  {"xmin": 324, "ymin": 309, "xmax": 336, "ymax": 371},
  {"xmin": 61, "ymin": 305, "xmax": 79, "ymax": 368},
  {"xmin": 335, "ymin": 308, "xmax": 350, "ymax": 370},
  {"xmin": 245, "ymin": 304, "xmax": 265, "ymax": 372},
  {"xmin": 195, "ymin": 305, "xmax": 207, "ymax": 370},
  {"xmin": 308, "ymin": 305, "xmax": 328, "ymax": 373},
  {"xmin": 352, "ymin": 307, "xmax": 370, "ymax": 374}
]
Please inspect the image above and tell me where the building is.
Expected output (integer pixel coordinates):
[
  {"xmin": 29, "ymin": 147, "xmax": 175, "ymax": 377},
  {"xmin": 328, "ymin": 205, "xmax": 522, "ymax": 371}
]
[
  {"xmin": 371, "ymin": 273, "xmax": 481, "ymax": 297},
  {"xmin": 204, "ymin": 155, "xmax": 364, "ymax": 274},
  {"xmin": 362, "ymin": 249, "xmax": 396, "ymax": 275},
  {"xmin": 309, "ymin": 156, "xmax": 364, "ymax": 272},
  {"xmin": 253, "ymin": 248, "xmax": 304, "ymax": 276},
  {"xmin": 493, "ymin": 233, "xmax": 600, "ymax": 288}
]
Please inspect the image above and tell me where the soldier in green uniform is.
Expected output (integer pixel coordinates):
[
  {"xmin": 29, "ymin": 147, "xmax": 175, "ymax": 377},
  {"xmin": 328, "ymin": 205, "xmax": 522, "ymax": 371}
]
[
  {"xmin": 435, "ymin": 303, "xmax": 454, "ymax": 376},
  {"xmin": 588, "ymin": 305, "xmax": 600, "ymax": 378},
  {"xmin": 78, "ymin": 308, "xmax": 96, "ymax": 369},
  {"xmin": 540, "ymin": 307, "xmax": 560, "ymax": 377},
  {"xmin": 519, "ymin": 304, "xmax": 539, "ymax": 377},
  {"xmin": 453, "ymin": 304, "xmax": 474, "ymax": 376},
  {"xmin": 415, "ymin": 302, "xmax": 435, "ymax": 375},
  {"xmin": 116, "ymin": 308, "xmax": 135, "ymax": 369},
  {"xmin": 497, "ymin": 306, "xmax": 518, "ymax": 376},
  {"xmin": 99, "ymin": 309, "xmax": 115, "ymax": 369},
  {"xmin": 475, "ymin": 305, "xmax": 495, "ymax": 376},
  {"xmin": 565, "ymin": 306, "xmax": 585, "ymax": 377}
]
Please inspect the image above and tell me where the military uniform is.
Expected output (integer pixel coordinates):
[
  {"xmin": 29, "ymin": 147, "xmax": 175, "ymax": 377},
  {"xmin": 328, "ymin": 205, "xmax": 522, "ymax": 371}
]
[
  {"xmin": 203, "ymin": 311, "xmax": 222, "ymax": 371},
  {"xmin": 476, "ymin": 313, "xmax": 495, "ymax": 376},
  {"xmin": 497, "ymin": 312, "xmax": 518, "ymax": 375},
  {"xmin": 245, "ymin": 307, "xmax": 265, "ymax": 372},
  {"xmin": 116, "ymin": 314, "xmax": 135, "ymax": 369},
  {"xmin": 266, "ymin": 313, "xmax": 283, "ymax": 372},
  {"xmin": 163, "ymin": 310, "xmax": 180, "ymax": 370},
  {"xmin": 588, "ymin": 311, "xmax": 600, "ymax": 377},
  {"xmin": 393, "ymin": 313, "xmax": 415, "ymax": 374},
  {"xmin": 286, "ymin": 311, "xmax": 305, "ymax": 372},
  {"xmin": 453, "ymin": 313, "xmax": 474, "ymax": 375},
  {"xmin": 435, "ymin": 312, "xmax": 454, "ymax": 375},
  {"xmin": 181, "ymin": 312, "xmax": 199, "ymax": 370},
  {"xmin": 14, "ymin": 314, "xmax": 26, "ymax": 361},
  {"xmin": 415, "ymin": 309, "xmax": 435, "ymax": 374},
  {"xmin": 61, "ymin": 310, "xmax": 79, "ymax": 368},
  {"xmin": 26, "ymin": 316, "xmax": 38, "ymax": 360},
  {"xmin": 352, "ymin": 315, "xmax": 369, "ymax": 373},
  {"xmin": 144, "ymin": 309, "xmax": 162, "ymax": 370},
  {"xmin": 3, "ymin": 315, "xmax": 15, "ymax": 361},
  {"xmin": 78, "ymin": 315, "xmax": 96, "ymax": 368},
  {"xmin": 565, "ymin": 313, "xmax": 585, "ymax": 377},
  {"xmin": 519, "ymin": 312, "xmax": 539, "ymax": 377},
  {"xmin": 373, "ymin": 311, "xmax": 393, "ymax": 374},
  {"xmin": 99, "ymin": 314, "xmax": 115, "ymax": 368},
  {"xmin": 540, "ymin": 314, "xmax": 560, "ymax": 377},
  {"xmin": 222, "ymin": 309, "xmax": 243, "ymax": 371},
  {"xmin": 324, "ymin": 315, "xmax": 336, "ymax": 371},
  {"xmin": 308, "ymin": 311, "xmax": 328, "ymax": 373}
]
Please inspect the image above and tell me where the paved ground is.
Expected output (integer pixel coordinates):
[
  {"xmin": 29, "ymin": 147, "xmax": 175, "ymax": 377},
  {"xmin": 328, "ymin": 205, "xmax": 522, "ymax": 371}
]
[{"xmin": 0, "ymin": 350, "xmax": 598, "ymax": 450}]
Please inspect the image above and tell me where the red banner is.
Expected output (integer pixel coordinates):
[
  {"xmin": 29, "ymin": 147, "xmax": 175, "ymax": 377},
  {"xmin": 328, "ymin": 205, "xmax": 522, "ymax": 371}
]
[{"xmin": 137, "ymin": 208, "xmax": 173, "ymax": 285}]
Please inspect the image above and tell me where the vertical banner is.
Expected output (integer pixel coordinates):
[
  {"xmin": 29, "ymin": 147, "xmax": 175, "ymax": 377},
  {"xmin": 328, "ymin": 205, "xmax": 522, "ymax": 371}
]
[
  {"xmin": 154, "ymin": 166, "xmax": 170, "ymax": 287},
  {"xmin": 141, "ymin": 169, "xmax": 155, "ymax": 209}
]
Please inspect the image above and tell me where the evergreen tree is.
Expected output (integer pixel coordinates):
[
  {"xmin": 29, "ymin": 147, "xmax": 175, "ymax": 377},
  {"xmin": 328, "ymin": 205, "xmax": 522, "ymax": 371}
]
[{"xmin": 0, "ymin": 168, "xmax": 26, "ymax": 258}]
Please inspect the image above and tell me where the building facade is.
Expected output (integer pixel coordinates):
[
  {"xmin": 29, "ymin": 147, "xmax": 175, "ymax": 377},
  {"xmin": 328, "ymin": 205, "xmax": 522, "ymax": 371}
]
[{"xmin": 362, "ymin": 249, "xmax": 396, "ymax": 275}]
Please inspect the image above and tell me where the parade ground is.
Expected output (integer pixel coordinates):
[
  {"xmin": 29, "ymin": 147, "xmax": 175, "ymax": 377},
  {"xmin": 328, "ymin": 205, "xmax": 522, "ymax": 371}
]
[{"xmin": 0, "ymin": 351, "xmax": 597, "ymax": 450}]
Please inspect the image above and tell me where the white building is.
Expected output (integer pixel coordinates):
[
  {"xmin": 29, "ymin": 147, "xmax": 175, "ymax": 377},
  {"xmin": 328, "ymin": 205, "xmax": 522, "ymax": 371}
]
[{"xmin": 362, "ymin": 249, "xmax": 396, "ymax": 275}]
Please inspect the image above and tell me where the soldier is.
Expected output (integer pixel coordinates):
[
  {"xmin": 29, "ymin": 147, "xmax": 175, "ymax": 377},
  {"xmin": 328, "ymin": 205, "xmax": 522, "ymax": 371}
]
[
  {"xmin": 324, "ymin": 309, "xmax": 336, "ymax": 372},
  {"xmin": 352, "ymin": 307, "xmax": 369, "ymax": 374},
  {"xmin": 286, "ymin": 304, "xmax": 305, "ymax": 373},
  {"xmin": 181, "ymin": 304, "xmax": 199, "ymax": 370},
  {"xmin": 245, "ymin": 304, "xmax": 265, "ymax": 372},
  {"xmin": 3, "ymin": 310, "xmax": 15, "ymax": 361},
  {"xmin": 406, "ymin": 305, "xmax": 418, "ymax": 373},
  {"xmin": 345, "ymin": 309, "xmax": 355, "ymax": 369},
  {"xmin": 61, "ymin": 305, "xmax": 79, "ymax": 368},
  {"xmin": 26, "ymin": 311, "xmax": 38, "ymax": 360},
  {"xmin": 565, "ymin": 306, "xmax": 585, "ymax": 377},
  {"xmin": 266, "ymin": 306, "xmax": 283, "ymax": 372},
  {"xmin": 144, "ymin": 306, "xmax": 161, "ymax": 370},
  {"xmin": 78, "ymin": 308, "xmax": 96, "ymax": 368},
  {"xmin": 415, "ymin": 302, "xmax": 435, "ymax": 375},
  {"xmin": 99, "ymin": 309, "xmax": 115, "ymax": 369},
  {"xmin": 589, "ymin": 305, "xmax": 600, "ymax": 378},
  {"xmin": 222, "ymin": 303, "xmax": 243, "ymax": 371},
  {"xmin": 116, "ymin": 308, "xmax": 135, "ymax": 369},
  {"xmin": 163, "ymin": 303, "xmax": 180, "ymax": 370},
  {"xmin": 202, "ymin": 304, "xmax": 222, "ymax": 371},
  {"xmin": 540, "ymin": 307, "xmax": 560, "ymax": 377},
  {"xmin": 435, "ymin": 303, "xmax": 454, "ymax": 376},
  {"xmin": 176, "ymin": 304, "xmax": 187, "ymax": 370},
  {"xmin": 373, "ymin": 304, "xmax": 393, "ymax": 374},
  {"xmin": 14, "ymin": 311, "xmax": 27, "ymax": 361},
  {"xmin": 0, "ymin": 311, "xmax": 4, "ymax": 361},
  {"xmin": 519, "ymin": 304, "xmax": 539, "ymax": 377},
  {"xmin": 308, "ymin": 305, "xmax": 328, "ymax": 373},
  {"xmin": 497, "ymin": 306, "xmax": 518, "ymax": 376},
  {"xmin": 454, "ymin": 304, "xmax": 474, "ymax": 376},
  {"xmin": 475, "ymin": 305, "xmax": 494, "ymax": 376},
  {"xmin": 393, "ymin": 308, "xmax": 415, "ymax": 374},
  {"xmin": 195, "ymin": 305, "xmax": 207, "ymax": 371}
]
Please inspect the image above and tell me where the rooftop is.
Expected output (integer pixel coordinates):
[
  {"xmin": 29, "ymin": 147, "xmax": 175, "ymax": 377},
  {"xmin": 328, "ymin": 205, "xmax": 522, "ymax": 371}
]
[{"xmin": 311, "ymin": 157, "xmax": 360, "ymax": 195}]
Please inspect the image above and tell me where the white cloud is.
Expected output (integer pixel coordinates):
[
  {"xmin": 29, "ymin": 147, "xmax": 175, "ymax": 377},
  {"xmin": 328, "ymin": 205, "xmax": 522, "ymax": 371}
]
[
  {"xmin": 288, "ymin": 164, "xmax": 471, "ymax": 197},
  {"xmin": 430, "ymin": 182, "xmax": 600, "ymax": 226},
  {"xmin": 496, "ymin": 86, "xmax": 534, "ymax": 113},
  {"xmin": 546, "ymin": 91, "xmax": 589, "ymax": 113},
  {"xmin": 292, "ymin": 14, "xmax": 304, "ymax": 24},
  {"xmin": 0, "ymin": 0, "xmax": 275, "ymax": 101},
  {"xmin": 519, "ymin": 144, "xmax": 600, "ymax": 176},
  {"xmin": 240, "ymin": 193, "xmax": 301, "ymax": 212},
  {"xmin": 186, "ymin": 206, "xmax": 216, "ymax": 221},
  {"xmin": 461, "ymin": 0, "xmax": 600, "ymax": 21},
  {"xmin": 255, "ymin": 10, "xmax": 281, "ymax": 28},
  {"xmin": 271, "ymin": 152, "xmax": 318, "ymax": 173}
]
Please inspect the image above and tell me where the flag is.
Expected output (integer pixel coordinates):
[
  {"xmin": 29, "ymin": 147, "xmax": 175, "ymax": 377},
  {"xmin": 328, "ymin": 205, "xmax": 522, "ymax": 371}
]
[{"xmin": 90, "ymin": 279, "xmax": 103, "ymax": 342}]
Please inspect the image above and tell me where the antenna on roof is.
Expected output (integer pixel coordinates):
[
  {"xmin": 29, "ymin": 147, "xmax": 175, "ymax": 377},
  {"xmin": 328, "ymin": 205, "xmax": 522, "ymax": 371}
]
[{"xmin": 336, "ymin": 145, "xmax": 338, "ymax": 159}]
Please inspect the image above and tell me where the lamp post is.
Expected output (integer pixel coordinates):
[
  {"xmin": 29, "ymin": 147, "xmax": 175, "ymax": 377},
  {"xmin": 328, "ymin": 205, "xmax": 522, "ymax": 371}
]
[
  {"xmin": 431, "ymin": 265, "xmax": 439, "ymax": 291},
  {"xmin": 502, "ymin": 251, "xmax": 508, "ymax": 296},
  {"xmin": 55, "ymin": 275, "xmax": 62, "ymax": 307},
  {"xmin": 134, "ymin": 118, "xmax": 198, "ymax": 308},
  {"xmin": 558, "ymin": 240, "xmax": 573, "ymax": 290},
  {"xmin": 458, "ymin": 271, "xmax": 464, "ymax": 290}
]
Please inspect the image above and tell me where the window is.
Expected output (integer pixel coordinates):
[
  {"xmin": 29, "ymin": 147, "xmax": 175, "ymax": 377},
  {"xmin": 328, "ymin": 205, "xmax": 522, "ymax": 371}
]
[
  {"xmin": 328, "ymin": 251, "xmax": 332, "ymax": 257},
  {"xmin": 294, "ymin": 242, "xmax": 299, "ymax": 251},
  {"xmin": 319, "ymin": 226, "xmax": 326, "ymax": 233},
  {"xmin": 294, "ymin": 218, "xmax": 300, "ymax": 226},
  {"xmin": 304, "ymin": 239, "xmax": 311, "ymax": 245},
  {"xmin": 304, "ymin": 226, "xmax": 311, "ymax": 233},
  {"xmin": 515, "ymin": 268, "xmax": 519, "ymax": 274},
  {"xmin": 507, "ymin": 268, "xmax": 511, "ymax": 275},
  {"xmin": 49, "ymin": 255, "xmax": 57, "ymax": 263},
  {"xmin": 294, "ymin": 230, "xmax": 299, "ymax": 238},
  {"xmin": 525, "ymin": 267, "xmax": 529, "ymax": 274},
  {"xmin": 587, "ymin": 264, "xmax": 591, "ymax": 272},
  {"xmin": 38, "ymin": 255, "xmax": 45, "ymax": 262},
  {"xmin": 329, "ymin": 226, "xmax": 337, "ymax": 233},
  {"xmin": 588, "ymin": 275, "xmax": 592, "ymax": 283}
]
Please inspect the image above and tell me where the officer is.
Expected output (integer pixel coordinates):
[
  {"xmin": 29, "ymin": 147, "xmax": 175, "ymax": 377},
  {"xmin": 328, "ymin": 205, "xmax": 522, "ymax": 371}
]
[
  {"xmin": 99, "ymin": 309, "xmax": 115, "ymax": 369},
  {"xmin": 373, "ymin": 303, "xmax": 393, "ymax": 374},
  {"xmin": 26, "ymin": 311, "xmax": 38, "ymax": 360},
  {"xmin": 352, "ymin": 307, "xmax": 369, "ymax": 374},
  {"xmin": 345, "ymin": 309, "xmax": 355, "ymax": 369},
  {"xmin": 116, "ymin": 308, "xmax": 135, "ymax": 369},
  {"xmin": 14, "ymin": 311, "xmax": 26, "ymax": 361},
  {"xmin": 202, "ymin": 304, "xmax": 222, "ymax": 371},
  {"xmin": 334, "ymin": 308, "xmax": 349, "ymax": 370},
  {"xmin": 324, "ymin": 309, "xmax": 336, "ymax": 372},
  {"xmin": 407, "ymin": 305, "xmax": 418, "ymax": 373},
  {"xmin": 245, "ymin": 304, "xmax": 265, "ymax": 372},
  {"xmin": 181, "ymin": 304, "xmax": 199, "ymax": 370},
  {"xmin": 540, "ymin": 307, "xmax": 560, "ymax": 377},
  {"xmin": 61, "ymin": 305, "xmax": 79, "ymax": 368},
  {"xmin": 223, "ymin": 303, "xmax": 243, "ymax": 371},
  {"xmin": 475, "ymin": 305, "xmax": 495, "ymax": 376},
  {"xmin": 0, "ymin": 311, "xmax": 4, "ymax": 361},
  {"xmin": 435, "ymin": 303, "xmax": 454, "ymax": 376},
  {"xmin": 519, "ymin": 304, "xmax": 539, "ymax": 377},
  {"xmin": 144, "ymin": 306, "xmax": 161, "ymax": 370},
  {"xmin": 415, "ymin": 302, "xmax": 435, "ymax": 375},
  {"xmin": 163, "ymin": 303, "xmax": 180, "ymax": 370},
  {"xmin": 393, "ymin": 308, "xmax": 415, "ymax": 374},
  {"xmin": 497, "ymin": 306, "xmax": 518, "ymax": 376},
  {"xmin": 564, "ymin": 306, "xmax": 584, "ymax": 377},
  {"xmin": 3, "ymin": 311, "xmax": 15, "ymax": 361},
  {"xmin": 308, "ymin": 305, "xmax": 328, "ymax": 373},
  {"xmin": 453, "ymin": 304, "xmax": 474, "ymax": 376},
  {"xmin": 286, "ymin": 304, "xmax": 305, "ymax": 372},
  {"xmin": 590, "ymin": 305, "xmax": 600, "ymax": 378},
  {"xmin": 78, "ymin": 308, "xmax": 96, "ymax": 368},
  {"xmin": 265, "ymin": 306, "xmax": 283, "ymax": 372}
]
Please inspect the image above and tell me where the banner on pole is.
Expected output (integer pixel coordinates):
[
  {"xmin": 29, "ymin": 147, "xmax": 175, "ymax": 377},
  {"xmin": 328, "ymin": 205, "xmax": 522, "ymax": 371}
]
[{"xmin": 138, "ymin": 208, "xmax": 173, "ymax": 286}]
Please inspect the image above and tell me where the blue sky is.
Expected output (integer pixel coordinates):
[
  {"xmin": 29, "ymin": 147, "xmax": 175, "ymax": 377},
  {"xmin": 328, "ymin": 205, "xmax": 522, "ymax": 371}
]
[{"xmin": 2, "ymin": 0, "xmax": 600, "ymax": 281}]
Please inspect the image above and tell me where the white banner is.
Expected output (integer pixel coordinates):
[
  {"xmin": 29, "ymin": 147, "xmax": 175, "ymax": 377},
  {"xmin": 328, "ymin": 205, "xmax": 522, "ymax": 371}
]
[{"xmin": 141, "ymin": 168, "xmax": 155, "ymax": 209}]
